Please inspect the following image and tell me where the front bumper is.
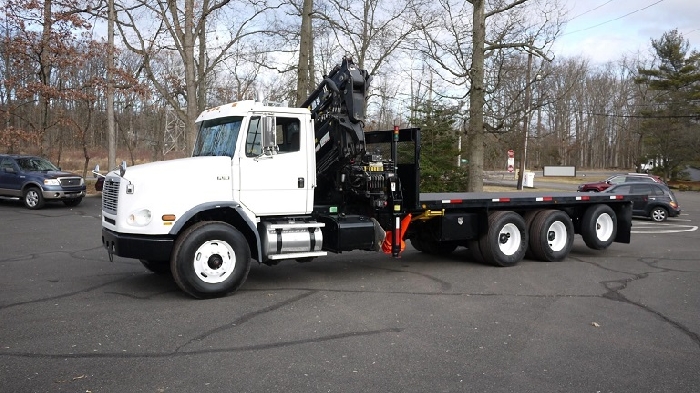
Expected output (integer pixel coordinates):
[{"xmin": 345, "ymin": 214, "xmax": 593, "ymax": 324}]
[
  {"xmin": 102, "ymin": 228, "xmax": 174, "ymax": 261},
  {"xmin": 42, "ymin": 189, "xmax": 86, "ymax": 200}
]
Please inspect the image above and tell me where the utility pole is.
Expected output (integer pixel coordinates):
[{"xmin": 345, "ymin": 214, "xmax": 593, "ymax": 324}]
[
  {"xmin": 107, "ymin": 0, "xmax": 116, "ymax": 170},
  {"xmin": 516, "ymin": 52, "xmax": 533, "ymax": 190}
]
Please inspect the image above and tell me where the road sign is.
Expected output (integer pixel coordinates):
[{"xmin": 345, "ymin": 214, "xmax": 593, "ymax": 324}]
[{"xmin": 507, "ymin": 150, "xmax": 515, "ymax": 172}]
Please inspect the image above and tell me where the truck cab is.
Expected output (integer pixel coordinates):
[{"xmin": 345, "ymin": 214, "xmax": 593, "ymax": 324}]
[{"xmin": 195, "ymin": 100, "xmax": 316, "ymax": 216}]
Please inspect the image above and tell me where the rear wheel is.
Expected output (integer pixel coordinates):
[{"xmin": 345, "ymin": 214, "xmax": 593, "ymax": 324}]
[
  {"xmin": 478, "ymin": 211, "xmax": 528, "ymax": 267},
  {"xmin": 522, "ymin": 210, "xmax": 540, "ymax": 260},
  {"xmin": 650, "ymin": 206, "xmax": 668, "ymax": 222},
  {"xmin": 23, "ymin": 187, "xmax": 44, "ymax": 210},
  {"xmin": 580, "ymin": 204, "xmax": 617, "ymax": 250},
  {"xmin": 411, "ymin": 237, "xmax": 457, "ymax": 255},
  {"xmin": 171, "ymin": 221, "xmax": 251, "ymax": 299},
  {"xmin": 410, "ymin": 237, "xmax": 424, "ymax": 252},
  {"xmin": 529, "ymin": 210, "xmax": 574, "ymax": 262}
]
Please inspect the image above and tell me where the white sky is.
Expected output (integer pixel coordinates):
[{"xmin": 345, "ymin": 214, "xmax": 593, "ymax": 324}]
[{"xmin": 551, "ymin": 0, "xmax": 700, "ymax": 64}]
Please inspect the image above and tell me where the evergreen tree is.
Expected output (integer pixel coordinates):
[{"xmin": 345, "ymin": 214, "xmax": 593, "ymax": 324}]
[
  {"xmin": 409, "ymin": 102, "xmax": 468, "ymax": 192},
  {"xmin": 635, "ymin": 29, "xmax": 700, "ymax": 179}
]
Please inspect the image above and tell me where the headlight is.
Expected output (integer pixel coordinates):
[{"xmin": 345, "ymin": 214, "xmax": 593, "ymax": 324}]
[
  {"xmin": 80, "ymin": 178, "xmax": 85, "ymax": 186},
  {"xmin": 127, "ymin": 209, "xmax": 152, "ymax": 226},
  {"xmin": 44, "ymin": 179, "xmax": 60, "ymax": 186}
]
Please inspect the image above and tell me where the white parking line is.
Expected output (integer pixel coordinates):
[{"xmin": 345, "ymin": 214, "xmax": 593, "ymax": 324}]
[{"xmin": 631, "ymin": 222, "xmax": 698, "ymax": 234}]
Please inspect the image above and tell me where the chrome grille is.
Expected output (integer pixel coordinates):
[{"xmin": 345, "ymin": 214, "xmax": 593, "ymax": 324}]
[
  {"xmin": 102, "ymin": 178, "xmax": 120, "ymax": 215},
  {"xmin": 59, "ymin": 177, "xmax": 82, "ymax": 187}
]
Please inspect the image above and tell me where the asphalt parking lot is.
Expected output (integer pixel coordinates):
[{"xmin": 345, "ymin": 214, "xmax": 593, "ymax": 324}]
[{"xmin": 1, "ymin": 193, "xmax": 699, "ymax": 393}]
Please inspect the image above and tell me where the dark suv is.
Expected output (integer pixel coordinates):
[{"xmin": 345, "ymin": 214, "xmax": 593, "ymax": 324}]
[
  {"xmin": 604, "ymin": 182, "xmax": 680, "ymax": 222},
  {"xmin": 0, "ymin": 154, "xmax": 86, "ymax": 209}
]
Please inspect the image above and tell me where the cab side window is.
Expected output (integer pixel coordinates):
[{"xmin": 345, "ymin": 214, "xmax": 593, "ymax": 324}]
[
  {"xmin": 275, "ymin": 117, "xmax": 302, "ymax": 153},
  {"xmin": 245, "ymin": 117, "xmax": 263, "ymax": 157}
]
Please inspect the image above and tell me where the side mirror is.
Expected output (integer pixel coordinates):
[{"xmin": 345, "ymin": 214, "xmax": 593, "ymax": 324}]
[
  {"xmin": 92, "ymin": 164, "xmax": 101, "ymax": 178},
  {"xmin": 261, "ymin": 116, "xmax": 277, "ymax": 155}
]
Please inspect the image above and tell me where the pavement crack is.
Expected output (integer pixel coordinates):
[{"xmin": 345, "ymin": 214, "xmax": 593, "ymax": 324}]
[
  {"xmin": 354, "ymin": 262, "xmax": 453, "ymax": 291},
  {"xmin": 175, "ymin": 290, "xmax": 318, "ymax": 352},
  {"xmin": 0, "ymin": 327, "xmax": 403, "ymax": 360},
  {"xmin": 600, "ymin": 272, "xmax": 700, "ymax": 349},
  {"xmin": 0, "ymin": 274, "xmax": 138, "ymax": 310}
]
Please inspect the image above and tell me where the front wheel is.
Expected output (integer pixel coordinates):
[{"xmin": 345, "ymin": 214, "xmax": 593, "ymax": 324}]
[
  {"xmin": 23, "ymin": 187, "xmax": 45, "ymax": 209},
  {"xmin": 140, "ymin": 259, "xmax": 171, "ymax": 274},
  {"xmin": 171, "ymin": 221, "xmax": 251, "ymax": 299}
]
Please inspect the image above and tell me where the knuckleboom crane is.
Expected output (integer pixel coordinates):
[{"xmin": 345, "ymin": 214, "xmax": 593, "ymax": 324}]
[{"xmin": 300, "ymin": 56, "xmax": 404, "ymax": 242}]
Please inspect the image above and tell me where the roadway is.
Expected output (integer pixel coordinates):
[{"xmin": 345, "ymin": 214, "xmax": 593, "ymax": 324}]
[{"xmin": 1, "ymin": 194, "xmax": 699, "ymax": 392}]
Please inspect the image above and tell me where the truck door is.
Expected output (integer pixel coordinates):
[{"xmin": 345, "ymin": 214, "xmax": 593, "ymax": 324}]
[{"xmin": 238, "ymin": 115, "xmax": 312, "ymax": 216}]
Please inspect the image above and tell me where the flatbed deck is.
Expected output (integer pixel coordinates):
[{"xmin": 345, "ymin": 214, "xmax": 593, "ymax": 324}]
[{"xmin": 417, "ymin": 191, "xmax": 637, "ymax": 210}]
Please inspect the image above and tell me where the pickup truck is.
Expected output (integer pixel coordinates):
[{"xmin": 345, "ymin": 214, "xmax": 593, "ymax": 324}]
[{"xmin": 0, "ymin": 154, "xmax": 86, "ymax": 209}]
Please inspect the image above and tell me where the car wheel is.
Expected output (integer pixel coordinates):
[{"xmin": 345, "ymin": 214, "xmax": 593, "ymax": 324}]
[
  {"xmin": 650, "ymin": 206, "xmax": 668, "ymax": 222},
  {"xmin": 63, "ymin": 198, "xmax": 83, "ymax": 207},
  {"xmin": 23, "ymin": 187, "xmax": 45, "ymax": 209},
  {"xmin": 171, "ymin": 221, "xmax": 251, "ymax": 299}
]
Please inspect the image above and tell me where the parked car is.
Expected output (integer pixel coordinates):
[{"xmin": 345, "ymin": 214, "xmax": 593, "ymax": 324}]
[
  {"xmin": 604, "ymin": 182, "xmax": 680, "ymax": 222},
  {"xmin": 577, "ymin": 173, "xmax": 664, "ymax": 192},
  {"xmin": 0, "ymin": 154, "xmax": 86, "ymax": 209}
]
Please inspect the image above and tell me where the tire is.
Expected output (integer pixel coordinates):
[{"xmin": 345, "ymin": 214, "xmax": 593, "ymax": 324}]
[
  {"xmin": 467, "ymin": 239, "xmax": 485, "ymax": 264},
  {"xmin": 171, "ymin": 221, "xmax": 251, "ymax": 299},
  {"xmin": 410, "ymin": 237, "xmax": 424, "ymax": 252},
  {"xmin": 411, "ymin": 237, "xmax": 457, "ymax": 255},
  {"xmin": 23, "ymin": 187, "xmax": 45, "ymax": 209},
  {"xmin": 140, "ymin": 259, "xmax": 171, "ymax": 274},
  {"xmin": 650, "ymin": 206, "xmax": 668, "ymax": 222},
  {"xmin": 580, "ymin": 204, "xmax": 617, "ymax": 250},
  {"xmin": 423, "ymin": 239, "xmax": 458, "ymax": 256},
  {"xmin": 522, "ymin": 210, "xmax": 540, "ymax": 260},
  {"xmin": 63, "ymin": 198, "xmax": 83, "ymax": 207},
  {"xmin": 529, "ymin": 210, "xmax": 574, "ymax": 262},
  {"xmin": 478, "ymin": 211, "xmax": 528, "ymax": 267}
]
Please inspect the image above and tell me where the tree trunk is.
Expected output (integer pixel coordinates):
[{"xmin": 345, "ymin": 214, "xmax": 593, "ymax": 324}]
[
  {"xmin": 184, "ymin": 0, "xmax": 198, "ymax": 154},
  {"xmin": 296, "ymin": 0, "xmax": 314, "ymax": 107},
  {"xmin": 467, "ymin": 0, "xmax": 485, "ymax": 192}
]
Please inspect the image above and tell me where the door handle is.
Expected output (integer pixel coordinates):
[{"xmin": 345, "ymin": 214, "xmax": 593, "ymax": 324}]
[{"xmin": 298, "ymin": 177, "xmax": 304, "ymax": 188}]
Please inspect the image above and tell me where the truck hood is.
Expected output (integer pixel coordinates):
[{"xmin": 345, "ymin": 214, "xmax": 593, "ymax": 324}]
[
  {"xmin": 107, "ymin": 156, "xmax": 236, "ymax": 230},
  {"xmin": 115, "ymin": 156, "xmax": 233, "ymax": 196}
]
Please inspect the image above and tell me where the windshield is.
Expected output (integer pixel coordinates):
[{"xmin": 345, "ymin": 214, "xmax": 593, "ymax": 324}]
[
  {"xmin": 16, "ymin": 157, "xmax": 59, "ymax": 171},
  {"xmin": 193, "ymin": 116, "xmax": 243, "ymax": 157}
]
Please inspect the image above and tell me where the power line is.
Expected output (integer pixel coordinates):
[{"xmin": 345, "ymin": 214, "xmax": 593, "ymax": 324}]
[
  {"xmin": 567, "ymin": 0, "xmax": 616, "ymax": 22},
  {"xmin": 562, "ymin": 0, "xmax": 666, "ymax": 37},
  {"xmin": 587, "ymin": 112, "xmax": 698, "ymax": 119}
]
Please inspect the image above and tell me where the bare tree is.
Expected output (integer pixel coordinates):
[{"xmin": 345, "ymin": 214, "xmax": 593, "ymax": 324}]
[
  {"xmin": 113, "ymin": 0, "xmax": 279, "ymax": 153},
  {"xmin": 313, "ymin": 0, "xmax": 426, "ymax": 80},
  {"xmin": 418, "ymin": 0, "xmax": 564, "ymax": 191}
]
